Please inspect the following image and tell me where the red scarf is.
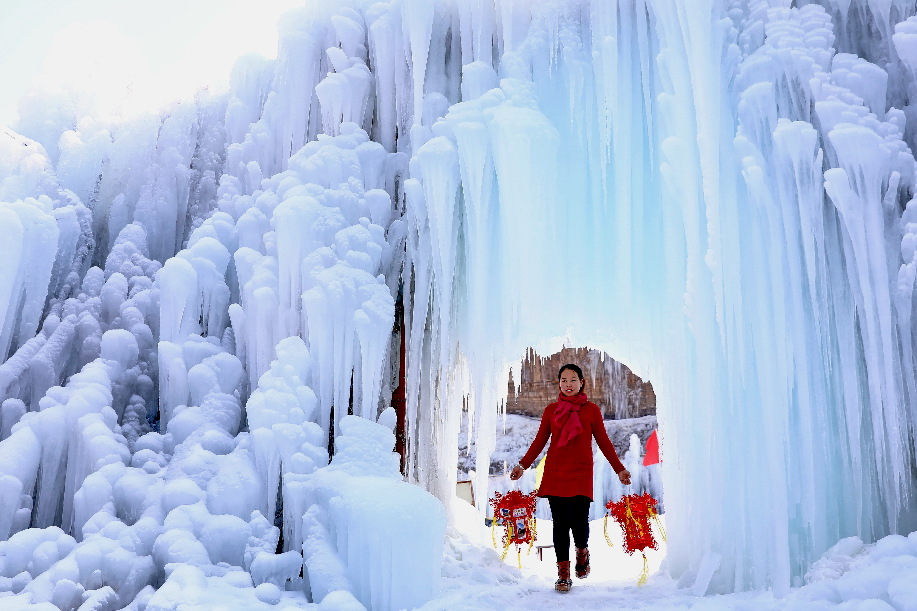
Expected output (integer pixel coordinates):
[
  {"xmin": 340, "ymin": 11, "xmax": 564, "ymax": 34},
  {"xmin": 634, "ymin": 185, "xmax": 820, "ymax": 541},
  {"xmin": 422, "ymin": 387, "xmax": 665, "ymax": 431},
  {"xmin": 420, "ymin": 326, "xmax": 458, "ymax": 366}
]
[{"xmin": 554, "ymin": 392, "xmax": 587, "ymax": 447}]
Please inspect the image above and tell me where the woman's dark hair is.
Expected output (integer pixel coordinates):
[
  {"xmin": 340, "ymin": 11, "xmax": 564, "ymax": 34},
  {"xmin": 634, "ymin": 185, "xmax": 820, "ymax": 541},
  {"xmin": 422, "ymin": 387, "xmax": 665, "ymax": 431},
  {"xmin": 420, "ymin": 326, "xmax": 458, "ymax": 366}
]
[{"xmin": 558, "ymin": 363, "xmax": 585, "ymax": 384}]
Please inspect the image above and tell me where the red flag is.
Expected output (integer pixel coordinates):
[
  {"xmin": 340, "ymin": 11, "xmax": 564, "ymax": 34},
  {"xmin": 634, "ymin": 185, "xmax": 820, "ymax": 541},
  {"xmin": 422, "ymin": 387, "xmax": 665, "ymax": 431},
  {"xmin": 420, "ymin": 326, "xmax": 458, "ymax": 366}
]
[{"xmin": 643, "ymin": 429, "xmax": 660, "ymax": 466}]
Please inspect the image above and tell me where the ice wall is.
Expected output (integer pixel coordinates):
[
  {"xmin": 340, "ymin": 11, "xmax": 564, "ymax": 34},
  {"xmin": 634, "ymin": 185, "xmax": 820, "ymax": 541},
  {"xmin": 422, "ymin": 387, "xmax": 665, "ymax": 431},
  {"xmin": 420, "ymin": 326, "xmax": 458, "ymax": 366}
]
[
  {"xmin": 1, "ymin": 0, "xmax": 917, "ymax": 605},
  {"xmin": 1, "ymin": 3, "xmax": 431, "ymax": 606},
  {"xmin": 399, "ymin": 0, "xmax": 917, "ymax": 596}
]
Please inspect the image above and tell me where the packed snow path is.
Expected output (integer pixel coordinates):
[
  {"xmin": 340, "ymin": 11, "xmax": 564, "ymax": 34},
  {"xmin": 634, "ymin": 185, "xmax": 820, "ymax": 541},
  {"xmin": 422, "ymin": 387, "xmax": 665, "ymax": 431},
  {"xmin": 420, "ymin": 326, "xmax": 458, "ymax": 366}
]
[
  {"xmin": 427, "ymin": 510, "xmax": 675, "ymax": 611},
  {"xmin": 425, "ymin": 508, "xmax": 917, "ymax": 610}
]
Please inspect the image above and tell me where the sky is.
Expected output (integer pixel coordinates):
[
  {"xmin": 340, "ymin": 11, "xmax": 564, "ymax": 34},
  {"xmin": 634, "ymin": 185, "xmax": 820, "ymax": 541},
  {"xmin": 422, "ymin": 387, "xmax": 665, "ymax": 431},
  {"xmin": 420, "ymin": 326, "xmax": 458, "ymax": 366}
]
[{"xmin": 0, "ymin": 0, "xmax": 301, "ymax": 127}]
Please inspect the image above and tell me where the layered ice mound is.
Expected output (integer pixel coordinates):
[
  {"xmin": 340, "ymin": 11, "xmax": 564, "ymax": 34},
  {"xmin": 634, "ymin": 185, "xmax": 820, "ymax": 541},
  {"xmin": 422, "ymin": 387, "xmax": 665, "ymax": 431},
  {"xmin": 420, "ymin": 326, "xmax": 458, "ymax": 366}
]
[
  {"xmin": 0, "ymin": 404, "xmax": 444, "ymax": 611},
  {"xmin": 786, "ymin": 532, "xmax": 917, "ymax": 609},
  {"xmin": 302, "ymin": 413, "xmax": 446, "ymax": 611}
]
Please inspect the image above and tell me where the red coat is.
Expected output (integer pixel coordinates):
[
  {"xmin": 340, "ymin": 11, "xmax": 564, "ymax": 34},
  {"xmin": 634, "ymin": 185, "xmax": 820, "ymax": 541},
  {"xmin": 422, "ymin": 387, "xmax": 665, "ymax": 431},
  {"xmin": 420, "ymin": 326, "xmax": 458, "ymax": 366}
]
[{"xmin": 519, "ymin": 401, "xmax": 625, "ymax": 500}]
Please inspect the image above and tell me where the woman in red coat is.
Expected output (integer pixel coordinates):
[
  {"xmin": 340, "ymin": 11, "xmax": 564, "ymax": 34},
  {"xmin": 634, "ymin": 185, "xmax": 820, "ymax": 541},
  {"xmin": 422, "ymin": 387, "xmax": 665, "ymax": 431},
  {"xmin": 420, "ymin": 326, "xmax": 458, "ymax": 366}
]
[{"xmin": 509, "ymin": 363, "xmax": 631, "ymax": 592}]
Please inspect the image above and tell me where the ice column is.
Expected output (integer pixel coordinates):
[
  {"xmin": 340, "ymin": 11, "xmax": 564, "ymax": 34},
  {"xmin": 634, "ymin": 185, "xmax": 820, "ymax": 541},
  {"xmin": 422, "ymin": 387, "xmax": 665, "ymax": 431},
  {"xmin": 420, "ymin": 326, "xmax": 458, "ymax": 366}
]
[{"xmin": 0, "ymin": 200, "xmax": 59, "ymax": 360}]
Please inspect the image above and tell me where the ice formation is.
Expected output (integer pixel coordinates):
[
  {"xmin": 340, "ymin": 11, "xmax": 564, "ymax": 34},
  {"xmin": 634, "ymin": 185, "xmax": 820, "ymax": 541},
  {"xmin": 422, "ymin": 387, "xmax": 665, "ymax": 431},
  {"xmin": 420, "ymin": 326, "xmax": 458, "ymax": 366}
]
[{"xmin": 2, "ymin": 0, "xmax": 917, "ymax": 608}]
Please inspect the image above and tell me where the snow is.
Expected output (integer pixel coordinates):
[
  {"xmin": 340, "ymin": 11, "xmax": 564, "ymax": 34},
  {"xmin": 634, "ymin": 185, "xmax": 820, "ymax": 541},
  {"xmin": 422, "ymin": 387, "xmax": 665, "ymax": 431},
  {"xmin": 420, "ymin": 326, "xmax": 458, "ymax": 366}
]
[{"xmin": 419, "ymin": 519, "xmax": 917, "ymax": 611}]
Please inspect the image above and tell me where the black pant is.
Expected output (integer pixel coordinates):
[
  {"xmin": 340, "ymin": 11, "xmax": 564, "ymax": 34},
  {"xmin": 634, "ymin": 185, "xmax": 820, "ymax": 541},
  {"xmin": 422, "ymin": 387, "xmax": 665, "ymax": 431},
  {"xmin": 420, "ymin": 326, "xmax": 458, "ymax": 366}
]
[{"xmin": 547, "ymin": 495, "xmax": 591, "ymax": 562}]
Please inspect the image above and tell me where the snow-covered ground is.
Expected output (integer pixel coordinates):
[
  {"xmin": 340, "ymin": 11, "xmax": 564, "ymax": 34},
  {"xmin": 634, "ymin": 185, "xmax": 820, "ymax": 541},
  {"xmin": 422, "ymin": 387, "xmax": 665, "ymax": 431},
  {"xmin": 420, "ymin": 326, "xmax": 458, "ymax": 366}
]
[{"xmin": 423, "ymin": 501, "xmax": 917, "ymax": 610}]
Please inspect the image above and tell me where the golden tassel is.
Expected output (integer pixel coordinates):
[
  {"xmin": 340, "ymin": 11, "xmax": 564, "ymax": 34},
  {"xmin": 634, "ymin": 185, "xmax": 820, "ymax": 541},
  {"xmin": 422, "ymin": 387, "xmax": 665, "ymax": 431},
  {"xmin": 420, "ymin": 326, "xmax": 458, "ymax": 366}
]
[
  {"xmin": 499, "ymin": 523, "xmax": 514, "ymax": 561},
  {"xmin": 528, "ymin": 518, "xmax": 537, "ymax": 554},
  {"xmin": 603, "ymin": 514, "xmax": 615, "ymax": 547},
  {"xmin": 637, "ymin": 553, "xmax": 649, "ymax": 586},
  {"xmin": 625, "ymin": 497, "xmax": 646, "ymax": 538}
]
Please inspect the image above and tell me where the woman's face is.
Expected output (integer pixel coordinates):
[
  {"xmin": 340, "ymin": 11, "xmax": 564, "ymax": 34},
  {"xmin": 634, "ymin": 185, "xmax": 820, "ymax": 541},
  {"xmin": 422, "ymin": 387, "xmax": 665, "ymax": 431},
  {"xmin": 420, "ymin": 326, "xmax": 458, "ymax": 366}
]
[{"xmin": 559, "ymin": 370, "xmax": 583, "ymax": 396}]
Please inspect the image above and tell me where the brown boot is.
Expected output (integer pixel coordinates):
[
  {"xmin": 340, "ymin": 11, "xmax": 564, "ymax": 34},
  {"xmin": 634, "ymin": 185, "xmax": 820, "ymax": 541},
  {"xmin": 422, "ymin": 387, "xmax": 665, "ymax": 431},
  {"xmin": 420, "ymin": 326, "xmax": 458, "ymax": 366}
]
[
  {"xmin": 555, "ymin": 561, "xmax": 572, "ymax": 592},
  {"xmin": 575, "ymin": 547, "xmax": 590, "ymax": 579}
]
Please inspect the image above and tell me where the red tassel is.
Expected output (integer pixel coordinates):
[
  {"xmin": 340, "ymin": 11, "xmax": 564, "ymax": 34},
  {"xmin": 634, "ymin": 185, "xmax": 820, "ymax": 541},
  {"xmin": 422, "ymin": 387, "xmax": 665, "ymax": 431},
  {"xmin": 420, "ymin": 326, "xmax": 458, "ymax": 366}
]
[
  {"xmin": 490, "ymin": 489, "xmax": 539, "ymax": 562},
  {"xmin": 606, "ymin": 492, "xmax": 660, "ymax": 555}
]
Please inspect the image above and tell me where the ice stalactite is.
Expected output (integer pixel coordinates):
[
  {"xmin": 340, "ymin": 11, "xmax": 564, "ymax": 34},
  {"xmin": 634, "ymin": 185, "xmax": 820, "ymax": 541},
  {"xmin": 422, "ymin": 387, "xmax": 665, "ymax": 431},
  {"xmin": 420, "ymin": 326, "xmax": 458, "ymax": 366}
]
[
  {"xmin": 670, "ymin": 4, "xmax": 917, "ymax": 593},
  {"xmin": 245, "ymin": 336, "xmax": 325, "ymax": 554},
  {"xmin": 222, "ymin": 123, "xmax": 402, "ymax": 443},
  {"xmin": 0, "ymin": 199, "xmax": 59, "ymax": 360},
  {"xmin": 131, "ymin": 101, "xmax": 227, "ymax": 264}
]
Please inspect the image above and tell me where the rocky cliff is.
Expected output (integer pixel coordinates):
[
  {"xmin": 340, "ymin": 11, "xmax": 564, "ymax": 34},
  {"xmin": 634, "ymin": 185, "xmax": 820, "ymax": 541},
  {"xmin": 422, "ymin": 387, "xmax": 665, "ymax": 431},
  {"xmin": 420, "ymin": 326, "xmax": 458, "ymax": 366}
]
[{"xmin": 506, "ymin": 347, "xmax": 655, "ymax": 419}]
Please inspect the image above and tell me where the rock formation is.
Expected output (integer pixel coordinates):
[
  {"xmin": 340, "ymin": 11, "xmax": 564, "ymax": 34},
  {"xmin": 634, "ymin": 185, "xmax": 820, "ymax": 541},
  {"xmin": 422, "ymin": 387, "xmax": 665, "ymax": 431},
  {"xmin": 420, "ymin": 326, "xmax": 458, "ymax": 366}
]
[{"xmin": 506, "ymin": 347, "xmax": 655, "ymax": 419}]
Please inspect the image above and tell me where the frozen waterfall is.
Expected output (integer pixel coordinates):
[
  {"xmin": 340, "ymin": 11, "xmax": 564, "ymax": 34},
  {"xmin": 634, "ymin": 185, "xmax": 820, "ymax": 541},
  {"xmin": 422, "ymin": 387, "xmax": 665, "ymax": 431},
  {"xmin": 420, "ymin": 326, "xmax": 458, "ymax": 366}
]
[
  {"xmin": 1, "ymin": 0, "xmax": 917, "ymax": 607},
  {"xmin": 401, "ymin": 0, "xmax": 917, "ymax": 594}
]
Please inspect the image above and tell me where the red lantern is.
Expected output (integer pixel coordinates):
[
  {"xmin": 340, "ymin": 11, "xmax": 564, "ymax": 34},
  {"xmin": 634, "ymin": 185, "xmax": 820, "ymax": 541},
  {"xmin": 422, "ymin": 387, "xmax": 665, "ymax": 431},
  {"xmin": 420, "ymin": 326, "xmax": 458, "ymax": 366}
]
[
  {"xmin": 605, "ymin": 492, "xmax": 666, "ymax": 585},
  {"xmin": 490, "ymin": 489, "xmax": 538, "ymax": 567}
]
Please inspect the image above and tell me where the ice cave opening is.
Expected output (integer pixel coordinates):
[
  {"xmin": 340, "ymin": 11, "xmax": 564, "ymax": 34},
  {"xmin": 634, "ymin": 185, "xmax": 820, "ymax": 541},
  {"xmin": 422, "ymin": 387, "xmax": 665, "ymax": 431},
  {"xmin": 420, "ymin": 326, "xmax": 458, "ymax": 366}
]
[
  {"xmin": 452, "ymin": 347, "xmax": 666, "ymax": 583},
  {"xmin": 456, "ymin": 345, "xmax": 661, "ymax": 519}
]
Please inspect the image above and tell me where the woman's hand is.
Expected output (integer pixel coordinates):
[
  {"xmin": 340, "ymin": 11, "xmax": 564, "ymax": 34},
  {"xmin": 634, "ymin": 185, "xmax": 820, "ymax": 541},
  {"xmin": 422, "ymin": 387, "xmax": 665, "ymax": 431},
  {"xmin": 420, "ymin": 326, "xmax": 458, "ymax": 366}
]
[
  {"xmin": 617, "ymin": 469, "xmax": 632, "ymax": 486},
  {"xmin": 509, "ymin": 464, "xmax": 524, "ymax": 480}
]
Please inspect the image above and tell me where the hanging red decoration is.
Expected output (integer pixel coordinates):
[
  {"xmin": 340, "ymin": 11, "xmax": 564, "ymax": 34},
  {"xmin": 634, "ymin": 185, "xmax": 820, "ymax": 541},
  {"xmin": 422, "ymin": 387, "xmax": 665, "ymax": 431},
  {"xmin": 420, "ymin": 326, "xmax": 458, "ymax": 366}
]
[
  {"xmin": 643, "ymin": 429, "xmax": 661, "ymax": 466},
  {"xmin": 605, "ymin": 492, "xmax": 666, "ymax": 586},
  {"xmin": 490, "ymin": 489, "xmax": 539, "ymax": 567}
]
